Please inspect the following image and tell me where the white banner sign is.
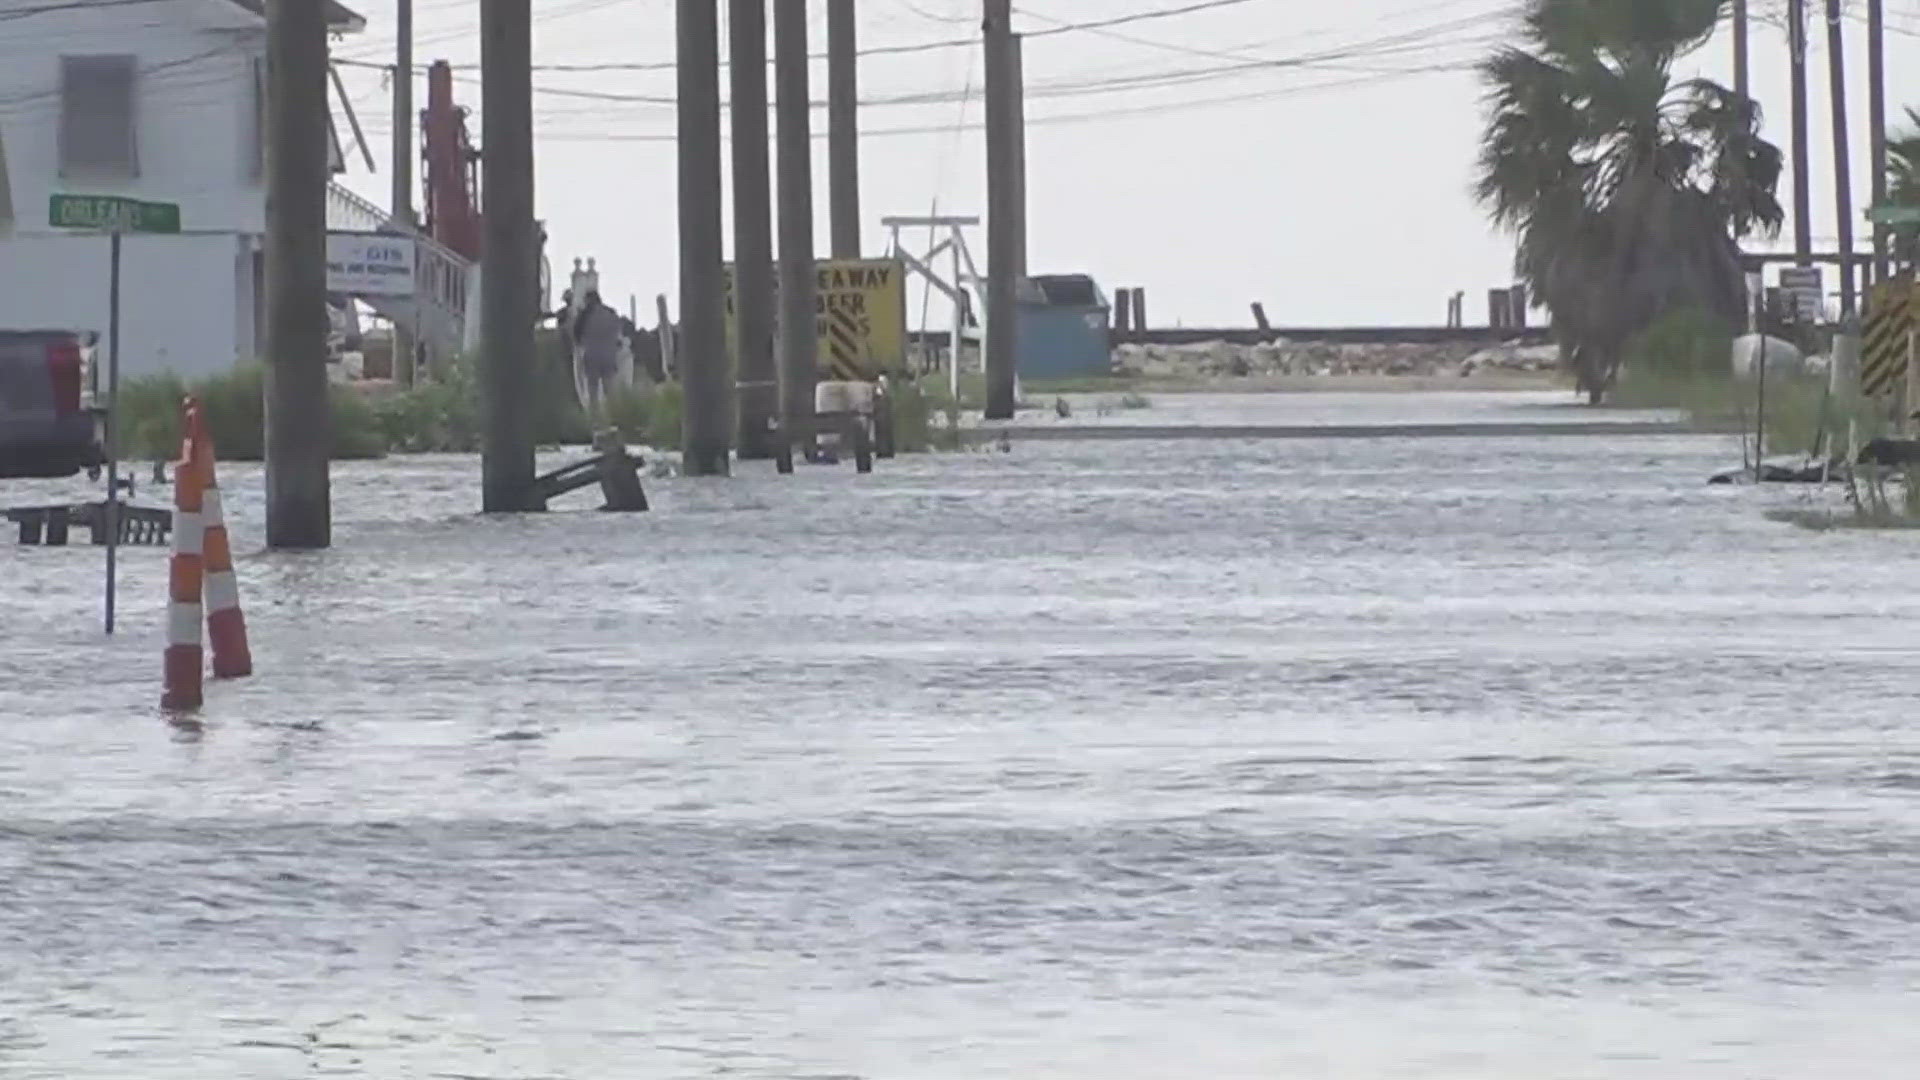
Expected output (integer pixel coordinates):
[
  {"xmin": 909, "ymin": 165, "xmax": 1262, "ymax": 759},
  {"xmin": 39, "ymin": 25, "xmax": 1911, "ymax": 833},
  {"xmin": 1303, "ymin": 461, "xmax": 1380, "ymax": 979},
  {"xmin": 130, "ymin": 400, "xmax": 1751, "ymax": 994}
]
[{"xmin": 326, "ymin": 232, "xmax": 416, "ymax": 297}]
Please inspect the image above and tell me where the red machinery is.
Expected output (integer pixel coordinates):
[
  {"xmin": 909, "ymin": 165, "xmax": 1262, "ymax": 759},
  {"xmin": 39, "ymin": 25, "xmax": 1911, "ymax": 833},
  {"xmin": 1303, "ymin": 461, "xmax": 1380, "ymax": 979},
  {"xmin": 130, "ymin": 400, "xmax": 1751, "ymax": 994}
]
[{"xmin": 422, "ymin": 60, "xmax": 482, "ymax": 261}]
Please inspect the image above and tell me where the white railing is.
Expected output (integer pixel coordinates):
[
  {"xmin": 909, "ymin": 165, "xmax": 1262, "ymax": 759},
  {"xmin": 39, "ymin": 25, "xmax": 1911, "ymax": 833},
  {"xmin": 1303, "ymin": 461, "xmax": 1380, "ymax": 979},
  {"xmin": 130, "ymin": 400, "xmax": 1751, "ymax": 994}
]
[{"xmin": 325, "ymin": 183, "xmax": 472, "ymax": 360}]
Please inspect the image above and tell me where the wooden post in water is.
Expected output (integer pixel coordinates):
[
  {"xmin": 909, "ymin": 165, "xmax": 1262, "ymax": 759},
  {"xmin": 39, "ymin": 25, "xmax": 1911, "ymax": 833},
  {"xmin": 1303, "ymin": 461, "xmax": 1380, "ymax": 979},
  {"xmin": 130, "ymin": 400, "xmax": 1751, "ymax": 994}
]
[
  {"xmin": 982, "ymin": 0, "xmax": 1019, "ymax": 420},
  {"xmin": 774, "ymin": 0, "xmax": 818, "ymax": 458},
  {"xmin": 391, "ymin": 0, "xmax": 416, "ymax": 386},
  {"xmin": 264, "ymin": 0, "xmax": 331, "ymax": 546},
  {"xmin": 729, "ymin": 0, "xmax": 777, "ymax": 458},
  {"xmin": 479, "ymin": 0, "xmax": 538, "ymax": 511},
  {"xmin": 677, "ymin": 0, "xmax": 730, "ymax": 476}
]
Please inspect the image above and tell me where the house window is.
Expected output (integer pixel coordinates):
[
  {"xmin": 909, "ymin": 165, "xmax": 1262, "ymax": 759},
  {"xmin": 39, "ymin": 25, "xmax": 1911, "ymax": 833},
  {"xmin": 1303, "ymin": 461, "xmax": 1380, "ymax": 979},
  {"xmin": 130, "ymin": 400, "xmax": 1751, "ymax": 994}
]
[{"xmin": 60, "ymin": 55, "xmax": 138, "ymax": 179}]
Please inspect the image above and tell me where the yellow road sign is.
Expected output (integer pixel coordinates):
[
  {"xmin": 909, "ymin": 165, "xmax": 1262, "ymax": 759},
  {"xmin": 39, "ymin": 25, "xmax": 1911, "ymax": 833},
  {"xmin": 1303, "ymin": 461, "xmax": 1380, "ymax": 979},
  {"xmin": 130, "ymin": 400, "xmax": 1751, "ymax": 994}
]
[
  {"xmin": 1862, "ymin": 272, "xmax": 1914, "ymax": 398},
  {"xmin": 722, "ymin": 258, "xmax": 908, "ymax": 382}
]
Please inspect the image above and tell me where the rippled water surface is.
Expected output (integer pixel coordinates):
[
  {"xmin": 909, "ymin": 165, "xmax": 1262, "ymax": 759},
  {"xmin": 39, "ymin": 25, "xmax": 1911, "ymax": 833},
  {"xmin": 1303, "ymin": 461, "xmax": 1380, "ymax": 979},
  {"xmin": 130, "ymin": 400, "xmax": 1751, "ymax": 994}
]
[{"xmin": 4, "ymin": 423, "xmax": 1918, "ymax": 1078}]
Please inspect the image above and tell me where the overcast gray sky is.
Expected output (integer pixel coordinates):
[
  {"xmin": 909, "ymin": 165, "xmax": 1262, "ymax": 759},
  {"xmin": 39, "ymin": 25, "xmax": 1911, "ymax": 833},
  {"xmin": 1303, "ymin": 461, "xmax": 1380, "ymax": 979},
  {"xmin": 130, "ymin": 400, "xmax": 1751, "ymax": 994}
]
[{"xmin": 334, "ymin": 0, "xmax": 1920, "ymax": 328}]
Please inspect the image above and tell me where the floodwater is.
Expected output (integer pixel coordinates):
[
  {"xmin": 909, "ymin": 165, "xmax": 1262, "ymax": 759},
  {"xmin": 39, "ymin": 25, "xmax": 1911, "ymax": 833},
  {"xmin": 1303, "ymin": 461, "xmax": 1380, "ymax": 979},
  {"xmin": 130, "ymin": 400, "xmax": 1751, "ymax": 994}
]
[
  {"xmin": 3, "ymin": 404, "xmax": 1919, "ymax": 1078},
  {"xmin": 1035, "ymin": 388, "xmax": 1685, "ymax": 429}
]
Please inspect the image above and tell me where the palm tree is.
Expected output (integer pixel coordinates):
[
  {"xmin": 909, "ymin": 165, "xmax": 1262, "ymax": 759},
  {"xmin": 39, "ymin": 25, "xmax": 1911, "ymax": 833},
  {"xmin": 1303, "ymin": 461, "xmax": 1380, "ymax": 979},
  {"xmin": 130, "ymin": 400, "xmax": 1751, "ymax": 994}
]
[
  {"xmin": 1881, "ymin": 107, "xmax": 1920, "ymax": 259},
  {"xmin": 1888, "ymin": 107, "xmax": 1920, "ymax": 207},
  {"xmin": 1476, "ymin": 0, "xmax": 1784, "ymax": 402}
]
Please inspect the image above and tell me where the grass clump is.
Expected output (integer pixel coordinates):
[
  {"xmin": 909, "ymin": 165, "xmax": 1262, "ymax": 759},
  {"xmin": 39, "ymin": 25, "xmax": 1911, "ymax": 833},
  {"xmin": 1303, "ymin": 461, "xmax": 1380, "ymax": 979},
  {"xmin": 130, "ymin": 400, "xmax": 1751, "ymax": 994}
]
[
  {"xmin": 118, "ymin": 346, "xmax": 942, "ymax": 461},
  {"xmin": 120, "ymin": 365, "xmax": 387, "ymax": 462},
  {"xmin": 1611, "ymin": 307, "xmax": 1897, "ymax": 457}
]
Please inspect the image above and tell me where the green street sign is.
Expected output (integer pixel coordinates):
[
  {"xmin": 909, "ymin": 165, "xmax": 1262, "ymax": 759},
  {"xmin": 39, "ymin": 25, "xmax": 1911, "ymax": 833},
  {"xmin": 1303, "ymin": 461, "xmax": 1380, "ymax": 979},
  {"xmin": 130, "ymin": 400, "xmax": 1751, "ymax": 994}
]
[
  {"xmin": 48, "ymin": 193, "xmax": 180, "ymax": 234},
  {"xmin": 1865, "ymin": 204, "xmax": 1920, "ymax": 226}
]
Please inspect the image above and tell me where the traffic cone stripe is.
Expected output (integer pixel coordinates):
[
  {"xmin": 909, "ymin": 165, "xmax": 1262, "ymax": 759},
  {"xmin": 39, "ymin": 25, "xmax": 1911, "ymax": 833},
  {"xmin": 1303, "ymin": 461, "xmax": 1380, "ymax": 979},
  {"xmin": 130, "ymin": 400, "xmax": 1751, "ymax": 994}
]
[
  {"xmin": 168, "ymin": 602, "xmax": 204, "ymax": 645},
  {"xmin": 205, "ymin": 571, "xmax": 240, "ymax": 614},
  {"xmin": 173, "ymin": 513, "xmax": 204, "ymax": 555}
]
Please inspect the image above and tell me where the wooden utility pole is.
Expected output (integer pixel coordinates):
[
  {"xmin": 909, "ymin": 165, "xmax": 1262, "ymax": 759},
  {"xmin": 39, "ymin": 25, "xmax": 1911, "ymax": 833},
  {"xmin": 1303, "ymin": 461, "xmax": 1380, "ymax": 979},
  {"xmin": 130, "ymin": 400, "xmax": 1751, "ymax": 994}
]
[
  {"xmin": 982, "ymin": 0, "xmax": 1019, "ymax": 420},
  {"xmin": 1869, "ymin": 0, "xmax": 1889, "ymax": 280},
  {"xmin": 392, "ymin": 0, "xmax": 416, "ymax": 386},
  {"xmin": 1010, "ymin": 33, "xmax": 1027, "ymax": 279},
  {"xmin": 678, "ymin": 0, "xmax": 730, "ymax": 476},
  {"xmin": 264, "ymin": 0, "xmax": 331, "ymax": 548},
  {"xmin": 1789, "ymin": 0, "xmax": 1813, "ymax": 265},
  {"xmin": 730, "ymin": 0, "xmax": 776, "ymax": 459},
  {"xmin": 1827, "ymin": 0, "xmax": 1856, "ymax": 315},
  {"xmin": 774, "ymin": 0, "xmax": 818, "ymax": 453},
  {"xmin": 480, "ymin": 0, "xmax": 538, "ymax": 511},
  {"xmin": 1732, "ymin": 0, "xmax": 1749, "ymax": 100},
  {"xmin": 827, "ymin": 0, "xmax": 861, "ymax": 258}
]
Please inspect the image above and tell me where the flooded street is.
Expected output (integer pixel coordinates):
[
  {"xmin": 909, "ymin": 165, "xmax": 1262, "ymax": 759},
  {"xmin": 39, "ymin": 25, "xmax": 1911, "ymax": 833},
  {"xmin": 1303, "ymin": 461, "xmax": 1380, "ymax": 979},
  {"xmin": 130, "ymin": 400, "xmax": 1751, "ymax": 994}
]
[{"xmin": 4, "ymin": 418, "xmax": 1919, "ymax": 1078}]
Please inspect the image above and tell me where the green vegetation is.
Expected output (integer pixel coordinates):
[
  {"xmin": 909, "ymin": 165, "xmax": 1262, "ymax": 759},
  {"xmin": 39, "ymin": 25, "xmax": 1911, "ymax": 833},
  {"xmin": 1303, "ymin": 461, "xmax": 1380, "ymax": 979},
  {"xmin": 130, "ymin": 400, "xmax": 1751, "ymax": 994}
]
[
  {"xmin": 1880, "ymin": 107, "xmax": 1920, "ymax": 260},
  {"xmin": 1476, "ymin": 0, "xmax": 1783, "ymax": 402},
  {"xmin": 602, "ymin": 382, "xmax": 683, "ymax": 449},
  {"xmin": 1611, "ymin": 307, "xmax": 1895, "ymax": 457},
  {"xmin": 119, "ymin": 365, "xmax": 386, "ymax": 462},
  {"xmin": 118, "ymin": 345, "xmax": 941, "ymax": 462}
]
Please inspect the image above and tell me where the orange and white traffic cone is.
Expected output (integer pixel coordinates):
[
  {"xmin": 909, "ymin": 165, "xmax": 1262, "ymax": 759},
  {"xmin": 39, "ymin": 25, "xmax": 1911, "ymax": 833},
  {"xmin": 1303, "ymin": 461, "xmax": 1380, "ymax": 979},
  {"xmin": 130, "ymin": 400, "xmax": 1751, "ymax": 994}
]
[
  {"xmin": 161, "ymin": 399, "xmax": 206, "ymax": 710},
  {"xmin": 193, "ymin": 408, "xmax": 252, "ymax": 680}
]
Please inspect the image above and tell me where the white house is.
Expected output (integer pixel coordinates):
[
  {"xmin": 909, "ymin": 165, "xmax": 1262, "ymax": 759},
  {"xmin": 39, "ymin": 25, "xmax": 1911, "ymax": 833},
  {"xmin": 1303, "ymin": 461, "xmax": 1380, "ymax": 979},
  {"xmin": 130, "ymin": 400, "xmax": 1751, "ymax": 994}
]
[{"xmin": 0, "ymin": 0, "xmax": 366, "ymax": 381}]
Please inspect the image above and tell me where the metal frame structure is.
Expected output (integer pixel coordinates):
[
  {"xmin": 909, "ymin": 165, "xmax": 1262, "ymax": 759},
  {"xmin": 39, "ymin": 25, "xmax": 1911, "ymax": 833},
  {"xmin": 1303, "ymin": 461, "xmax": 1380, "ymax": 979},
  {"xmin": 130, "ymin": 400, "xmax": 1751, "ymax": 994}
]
[{"xmin": 883, "ymin": 214, "xmax": 982, "ymax": 400}]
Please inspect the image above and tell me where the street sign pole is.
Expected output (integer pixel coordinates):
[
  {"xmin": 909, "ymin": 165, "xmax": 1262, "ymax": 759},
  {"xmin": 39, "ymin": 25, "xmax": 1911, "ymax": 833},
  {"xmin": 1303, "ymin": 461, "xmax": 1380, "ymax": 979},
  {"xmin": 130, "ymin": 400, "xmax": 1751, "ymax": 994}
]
[
  {"xmin": 47, "ymin": 194, "xmax": 179, "ymax": 635},
  {"xmin": 104, "ymin": 229, "xmax": 121, "ymax": 634}
]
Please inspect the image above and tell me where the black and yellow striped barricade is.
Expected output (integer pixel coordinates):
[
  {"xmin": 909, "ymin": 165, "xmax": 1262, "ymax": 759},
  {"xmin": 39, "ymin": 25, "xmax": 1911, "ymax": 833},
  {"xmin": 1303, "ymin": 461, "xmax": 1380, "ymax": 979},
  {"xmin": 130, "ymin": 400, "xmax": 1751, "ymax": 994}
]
[{"xmin": 1862, "ymin": 271, "xmax": 1915, "ymax": 400}]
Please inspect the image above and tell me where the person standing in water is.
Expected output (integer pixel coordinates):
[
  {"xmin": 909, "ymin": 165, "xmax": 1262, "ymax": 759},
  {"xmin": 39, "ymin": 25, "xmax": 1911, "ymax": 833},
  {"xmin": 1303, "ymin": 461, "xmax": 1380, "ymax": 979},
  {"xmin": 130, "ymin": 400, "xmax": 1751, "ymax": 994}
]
[{"xmin": 573, "ymin": 290, "xmax": 624, "ymax": 423}]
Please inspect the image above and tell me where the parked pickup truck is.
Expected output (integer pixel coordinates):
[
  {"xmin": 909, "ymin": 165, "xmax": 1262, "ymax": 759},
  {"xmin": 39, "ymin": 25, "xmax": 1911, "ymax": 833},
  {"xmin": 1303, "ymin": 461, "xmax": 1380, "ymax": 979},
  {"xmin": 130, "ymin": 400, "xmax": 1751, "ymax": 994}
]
[{"xmin": 0, "ymin": 330, "xmax": 105, "ymax": 479}]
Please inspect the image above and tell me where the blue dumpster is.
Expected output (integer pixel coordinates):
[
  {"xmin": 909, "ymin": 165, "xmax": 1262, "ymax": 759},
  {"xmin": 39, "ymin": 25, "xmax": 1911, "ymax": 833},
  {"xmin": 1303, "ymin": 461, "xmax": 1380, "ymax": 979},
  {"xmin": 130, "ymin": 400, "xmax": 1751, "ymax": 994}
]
[{"xmin": 1015, "ymin": 274, "xmax": 1111, "ymax": 380}]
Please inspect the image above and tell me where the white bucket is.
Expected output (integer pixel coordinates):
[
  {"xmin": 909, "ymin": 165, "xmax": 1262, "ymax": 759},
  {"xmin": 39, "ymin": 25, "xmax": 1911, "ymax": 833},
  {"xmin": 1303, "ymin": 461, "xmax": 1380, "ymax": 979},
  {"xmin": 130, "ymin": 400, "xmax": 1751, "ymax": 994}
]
[{"xmin": 815, "ymin": 380, "xmax": 875, "ymax": 415}]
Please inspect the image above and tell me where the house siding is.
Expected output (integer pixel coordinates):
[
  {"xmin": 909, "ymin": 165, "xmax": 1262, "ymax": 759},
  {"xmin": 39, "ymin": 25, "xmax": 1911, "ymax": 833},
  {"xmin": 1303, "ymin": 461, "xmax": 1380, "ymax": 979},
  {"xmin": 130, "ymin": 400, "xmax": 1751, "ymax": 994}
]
[{"xmin": 0, "ymin": 0, "xmax": 272, "ymax": 378}]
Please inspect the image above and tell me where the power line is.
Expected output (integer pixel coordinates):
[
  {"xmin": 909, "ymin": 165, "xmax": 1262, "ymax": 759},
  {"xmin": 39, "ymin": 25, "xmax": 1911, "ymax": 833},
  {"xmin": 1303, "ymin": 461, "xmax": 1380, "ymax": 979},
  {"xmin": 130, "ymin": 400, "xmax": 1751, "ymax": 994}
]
[
  {"xmin": 350, "ymin": 0, "xmax": 1273, "ymax": 74},
  {"xmin": 361, "ymin": 54, "xmax": 1473, "ymax": 146},
  {"xmin": 337, "ymin": 6, "xmax": 1503, "ymax": 116}
]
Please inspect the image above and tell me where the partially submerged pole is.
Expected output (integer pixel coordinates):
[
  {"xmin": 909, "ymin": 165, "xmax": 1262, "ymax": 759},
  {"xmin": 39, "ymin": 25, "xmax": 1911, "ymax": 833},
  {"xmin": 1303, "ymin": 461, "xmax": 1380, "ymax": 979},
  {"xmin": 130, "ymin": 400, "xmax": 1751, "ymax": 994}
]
[
  {"xmin": 391, "ymin": 0, "xmax": 416, "ymax": 385},
  {"xmin": 264, "ymin": 0, "xmax": 331, "ymax": 547},
  {"xmin": 103, "ymin": 230, "xmax": 120, "ymax": 632},
  {"xmin": 729, "ymin": 0, "xmax": 777, "ymax": 458},
  {"xmin": 982, "ymin": 0, "xmax": 1018, "ymax": 420},
  {"xmin": 480, "ymin": 0, "xmax": 538, "ymax": 511},
  {"xmin": 774, "ymin": 0, "xmax": 818, "ymax": 454},
  {"xmin": 678, "ymin": 0, "xmax": 730, "ymax": 476}
]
